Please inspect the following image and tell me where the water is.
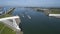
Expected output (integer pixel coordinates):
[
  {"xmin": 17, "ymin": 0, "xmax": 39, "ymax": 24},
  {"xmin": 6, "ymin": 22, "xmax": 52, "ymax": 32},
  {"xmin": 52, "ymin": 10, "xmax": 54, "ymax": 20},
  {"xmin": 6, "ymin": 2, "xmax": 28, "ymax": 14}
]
[{"xmin": 12, "ymin": 8, "xmax": 60, "ymax": 34}]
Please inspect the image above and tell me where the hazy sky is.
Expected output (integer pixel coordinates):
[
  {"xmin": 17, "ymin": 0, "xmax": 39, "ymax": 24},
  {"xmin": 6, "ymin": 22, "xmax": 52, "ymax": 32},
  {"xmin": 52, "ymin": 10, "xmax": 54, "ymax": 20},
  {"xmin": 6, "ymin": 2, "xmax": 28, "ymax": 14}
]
[{"xmin": 0, "ymin": 0, "xmax": 60, "ymax": 7}]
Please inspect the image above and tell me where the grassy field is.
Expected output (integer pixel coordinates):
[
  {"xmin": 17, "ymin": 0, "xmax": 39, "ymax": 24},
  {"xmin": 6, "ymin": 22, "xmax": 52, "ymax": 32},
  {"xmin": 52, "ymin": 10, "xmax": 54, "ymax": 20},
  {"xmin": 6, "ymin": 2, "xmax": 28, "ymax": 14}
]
[
  {"xmin": 50, "ymin": 9, "xmax": 60, "ymax": 14},
  {"xmin": 36, "ymin": 8, "xmax": 60, "ymax": 14},
  {"xmin": 0, "ymin": 22, "xmax": 16, "ymax": 34},
  {"xmin": 0, "ymin": 14, "xmax": 11, "ymax": 18}
]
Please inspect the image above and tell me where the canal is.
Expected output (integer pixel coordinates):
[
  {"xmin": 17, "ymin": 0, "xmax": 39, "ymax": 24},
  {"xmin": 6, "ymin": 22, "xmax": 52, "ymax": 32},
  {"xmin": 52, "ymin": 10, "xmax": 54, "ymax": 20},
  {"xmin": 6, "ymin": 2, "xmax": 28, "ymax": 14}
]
[{"xmin": 12, "ymin": 8, "xmax": 60, "ymax": 34}]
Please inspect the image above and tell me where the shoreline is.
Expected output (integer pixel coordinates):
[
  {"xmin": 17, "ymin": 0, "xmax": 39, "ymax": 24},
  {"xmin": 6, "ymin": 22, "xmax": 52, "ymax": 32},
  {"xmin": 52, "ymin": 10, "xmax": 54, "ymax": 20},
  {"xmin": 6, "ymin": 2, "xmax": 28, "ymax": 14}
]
[
  {"xmin": 49, "ymin": 14, "xmax": 60, "ymax": 16},
  {"xmin": 49, "ymin": 14, "xmax": 60, "ymax": 18}
]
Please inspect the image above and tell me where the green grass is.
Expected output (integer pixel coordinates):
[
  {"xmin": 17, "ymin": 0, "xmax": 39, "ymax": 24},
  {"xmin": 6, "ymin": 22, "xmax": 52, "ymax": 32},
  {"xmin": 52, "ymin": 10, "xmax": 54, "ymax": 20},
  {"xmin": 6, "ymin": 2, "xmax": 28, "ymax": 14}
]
[
  {"xmin": 0, "ymin": 22, "xmax": 16, "ymax": 34},
  {"xmin": 0, "ymin": 8, "xmax": 16, "ymax": 34},
  {"xmin": 50, "ymin": 9, "xmax": 60, "ymax": 14},
  {"xmin": 0, "ymin": 14, "xmax": 11, "ymax": 18}
]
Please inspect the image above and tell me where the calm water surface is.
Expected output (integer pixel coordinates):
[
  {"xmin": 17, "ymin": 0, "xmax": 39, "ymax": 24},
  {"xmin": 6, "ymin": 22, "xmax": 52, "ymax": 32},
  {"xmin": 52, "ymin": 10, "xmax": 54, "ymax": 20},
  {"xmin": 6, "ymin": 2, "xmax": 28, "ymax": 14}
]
[{"xmin": 13, "ymin": 8, "xmax": 60, "ymax": 34}]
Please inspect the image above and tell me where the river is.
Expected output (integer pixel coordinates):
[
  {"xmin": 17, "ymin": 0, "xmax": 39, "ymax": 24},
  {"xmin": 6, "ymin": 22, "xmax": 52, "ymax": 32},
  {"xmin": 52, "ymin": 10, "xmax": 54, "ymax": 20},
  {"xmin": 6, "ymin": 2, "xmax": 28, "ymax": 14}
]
[{"xmin": 12, "ymin": 8, "xmax": 60, "ymax": 34}]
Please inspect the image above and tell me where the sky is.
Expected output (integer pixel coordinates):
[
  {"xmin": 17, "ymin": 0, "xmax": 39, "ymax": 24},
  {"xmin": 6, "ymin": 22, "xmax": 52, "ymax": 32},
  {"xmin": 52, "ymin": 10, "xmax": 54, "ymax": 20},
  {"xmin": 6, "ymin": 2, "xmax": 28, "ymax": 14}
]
[{"xmin": 0, "ymin": 0, "xmax": 60, "ymax": 7}]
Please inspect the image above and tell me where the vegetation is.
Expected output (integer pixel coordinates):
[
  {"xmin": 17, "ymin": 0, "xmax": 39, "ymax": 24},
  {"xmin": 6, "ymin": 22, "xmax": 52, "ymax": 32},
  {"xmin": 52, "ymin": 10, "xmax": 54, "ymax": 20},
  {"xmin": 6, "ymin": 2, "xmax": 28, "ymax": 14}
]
[
  {"xmin": 37, "ymin": 9, "xmax": 43, "ymax": 11},
  {"xmin": 36, "ymin": 8, "xmax": 60, "ymax": 14},
  {"xmin": 50, "ymin": 9, "xmax": 60, "ymax": 14},
  {"xmin": 0, "ymin": 8, "xmax": 15, "ymax": 18},
  {"xmin": 0, "ymin": 8, "xmax": 16, "ymax": 34},
  {"xmin": 0, "ymin": 14, "xmax": 11, "ymax": 18},
  {"xmin": 0, "ymin": 22, "xmax": 16, "ymax": 34}
]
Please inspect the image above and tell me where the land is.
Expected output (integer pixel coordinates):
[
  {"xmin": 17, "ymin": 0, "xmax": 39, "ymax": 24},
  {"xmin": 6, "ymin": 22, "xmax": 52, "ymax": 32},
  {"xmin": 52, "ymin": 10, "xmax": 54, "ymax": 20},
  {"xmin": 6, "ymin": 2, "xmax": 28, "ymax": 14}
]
[
  {"xmin": 32, "ymin": 8, "xmax": 60, "ymax": 14},
  {"xmin": 0, "ymin": 22, "xmax": 16, "ymax": 34},
  {"xmin": 49, "ymin": 9, "xmax": 60, "ymax": 14},
  {"xmin": 0, "ymin": 8, "xmax": 15, "ymax": 18},
  {"xmin": 0, "ymin": 8, "xmax": 23, "ymax": 34},
  {"xmin": 0, "ymin": 8, "xmax": 16, "ymax": 34}
]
